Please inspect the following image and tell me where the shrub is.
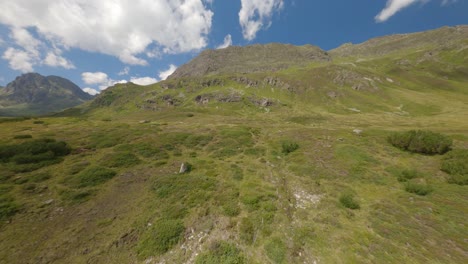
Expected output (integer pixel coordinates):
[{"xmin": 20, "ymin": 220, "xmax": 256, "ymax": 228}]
[
  {"xmin": 195, "ymin": 241, "xmax": 246, "ymax": 264},
  {"xmin": 100, "ymin": 152, "xmax": 141, "ymax": 168},
  {"xmin": 388, "ymin": 130, "xmax": 452, "ymax": 155},
  {"xmin": 0, "ymin": 196, "xmax": 19, "ymax": 221},
  {"xmin": 13, "ymin": 135, "xmax": 32, "ymax": 139},
  {"xmin": 281, "ymin": 141, "xmax": 299, "ymax": 154},
  {"xmin": 404, "ymin": 182, "xmax": 433, "ymax": 196},
  {"xmin": 441, "ymin": 149, "xmax": 468, "ymax": 185},
  {"xmin": 30, "ymin": 172, "xmax": 52, "ymax": 183},
  {"xmin": 396, "ymin": 169, "xmax": 419, "ymax": 182},
  {"xmin": 59, "ymin": 189, "xmax": 93, "ymax": 203},
  {"xmin": 71, "ymin": 166, "xmax": 117, "ymax": 188},
  {"xmin": 0, "ymin": 139, "xmax": 71, "ymax": 164},
  {"xmin": 137, "ymin": 219, "xmax": 185, "ymax": 258},
  {"xmin": 339, "ymin": 193, "xmax": 360, "ymax": 210}
]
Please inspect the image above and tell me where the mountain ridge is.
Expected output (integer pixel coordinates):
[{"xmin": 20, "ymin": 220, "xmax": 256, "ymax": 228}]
[{"xmin": 0, "ymin": 73, "xmax": 92, "ymax": 116}]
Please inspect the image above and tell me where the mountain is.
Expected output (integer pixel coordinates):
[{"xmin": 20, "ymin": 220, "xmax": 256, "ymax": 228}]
[
  {"xmin": 0, "ymin": 26, "xmax": 467, "ymax": 264},
  {"xmin": 168, "ymin": 43, "xmax": 331, "ymax": 79},
  {"xmin": 0, "ymin": 73, "xmax": 93, "ymax": 116},
  {"xmin": 330, "ymin": 25, "xmax": 468, "ymax": 58}
]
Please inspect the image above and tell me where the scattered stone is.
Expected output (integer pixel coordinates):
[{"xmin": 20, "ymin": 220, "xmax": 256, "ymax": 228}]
[
  {"xmin": 348, "ymin": 108, "xmax": 361, "ymax": 113},
  {"xmin": 353, "ymin": 129, "xmax": 363, "ymax": 135},
  {"xmin": 44, "ymin": 199, "xmax": 54, "ymax": 205},
  {"xmin": 179, "ymin": 162, "xmax": 192, "ymax": 174},
  {"xmin": 139, "ymin": 120, "xmax": 150, "ymax": 124}
]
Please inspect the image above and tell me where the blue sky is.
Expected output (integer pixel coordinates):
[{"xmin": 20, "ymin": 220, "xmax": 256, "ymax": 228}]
[{"xmin": 0, "ymin": 0, "xmax": 466, "ymax": 94}]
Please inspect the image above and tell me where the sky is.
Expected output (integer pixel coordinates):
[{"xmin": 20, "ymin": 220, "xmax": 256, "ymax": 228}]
[{"xmin": 0, "ymin": 0, "xmax": 466, "ymax": 95}]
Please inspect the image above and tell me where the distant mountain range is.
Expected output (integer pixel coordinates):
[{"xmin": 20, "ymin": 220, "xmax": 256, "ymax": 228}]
[{"xmin": 0, "ymin": 73, "xmax": 92, "ymax": 116}]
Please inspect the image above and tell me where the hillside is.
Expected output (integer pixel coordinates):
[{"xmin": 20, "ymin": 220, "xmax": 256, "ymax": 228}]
[
  {"xmin": 0, "ymin": 73, "xmax": 93, "ymax": 116},
  {"xmin": 168, "ymin": 43, "xmax": 331, "ymax": 79},
  {"xmin": 0, "ymin": 26, "xmax": 467, "ymax": 264}
]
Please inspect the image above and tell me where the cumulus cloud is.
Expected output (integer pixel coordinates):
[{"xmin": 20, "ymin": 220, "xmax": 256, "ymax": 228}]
[
  {"xmin": 44, "ymin": 52, "xmax": 75, "ymax": 69},
  {"xmin": 158, "ymin": 64, "xmax": 178, "ymax": 80},
  {"xmin": 130, "ymin": 77, "xmax": 158, "ymax": 86},
  {"xmin": 216, "ymin": 34, "xmax": 232, "ymax": 49},
  {"xmin": 83, "ymin": 87, "xmax": 100, "ymax": 96},
  {"xmin": 118, "ymin": 66, "xmax": 130, "ymax": 76},
  {"xmin": 2, "ymin": 47, "xmax": 35, "ymax": 72},
  {"xmin": 239, "ymin": 0, "xmax": 283, "ymax": 40},
  {"xmin": 82, "ymin": 72, "xmax": 109, "ymax": 85},
  {"xmin": 375, "ymin": 0, "xmax": 454, "ymax": 22},
  {"xmin": 0, "ymin": 0, "xmax": 213, "ymax": 67}
]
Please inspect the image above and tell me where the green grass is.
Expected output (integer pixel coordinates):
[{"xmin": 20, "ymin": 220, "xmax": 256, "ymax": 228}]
[
  {"xmin": 0, "ymin": 29, "xmax": 467, "ymax": 263},
  {"xmin": 137, "ymin": 219, "xmax": 185, "ymax": 257},
  {"xmin": 195, "ymin": 241, "xmax": 246, "ymax": 264},
  {"xmin": 264, "ymin": 237, "xmax": 287, "ymax": 264}
]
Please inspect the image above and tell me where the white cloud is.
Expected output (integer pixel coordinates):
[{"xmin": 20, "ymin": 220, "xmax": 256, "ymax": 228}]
[
  {"xmin": 374, "ymin": 0, "xmax": 458, "ymax": 22},
  {"xmin": 2, "ymin": 48, "xmax": 35, "ymax": 72},
  {"xmin": 82, "ymin": 72, "xmax": 109, "ymax": 85},
  {"xmin": 158, "ymin": 64, "xmax": 178, "ymax": 80},
  {"xmin": 0, "ymin": 0, "xmax": 213, "ymax": 66},
  {"xmin": 216, "ymin": 34, "xmax": 232, "ymax": 49},
  {"xmin": 130, "ymin": 76, "xmax": 158, "ymax": 85},
  {"xmin": 83, "ymin": 87, "xmax": 100, "ymax": 95},
  {"xmin": 441, "ymin": 0, "xmax": 458, "ymax": 5},
  {"xmin": 118, "ymin": 66, "xmax": 130, "ymax": 76},
  {"xmin": 239, "ymin": 0, "xmax": 283, "ymax": 40},
  {"xmin": 44, "ymin": 52, "xmax": 75, "ymax": 69},
  {"xmin": 81, "ymin": 71, "xmax": 129, "ymax": 90}
]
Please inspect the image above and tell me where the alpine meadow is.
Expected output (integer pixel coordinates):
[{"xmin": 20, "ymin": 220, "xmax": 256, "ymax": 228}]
[{"xmin": 0, "ymin": 25, "xmax": 467, "ymax": 264}]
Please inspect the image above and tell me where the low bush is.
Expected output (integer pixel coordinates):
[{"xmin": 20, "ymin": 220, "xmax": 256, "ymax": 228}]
[
  {"xmin": 195, "ymin": 241, "xmax": 246, "ymax": 264},
  {"xmin": 137, "ymin": 219, "xmax": 185, "ymax": 258},
  {"xmin": 404, "ymin": 182, "xmax": 433, "ymax": 196},
  {"xmin": 0, "ymin": 196, "xmax": 19, "ymax": 221},
  {"xmin": 29, "ymin": 172, "xmax": 52, "ymax": 182},
  {"xmin": 100, "ymin": 152, "xmax": 141, "ymax": 168},
  {"xmin": 281, "ymin": 141, "xmax": 299, "ymax": 154},
  {"xmin": 59, "ymin": 189, "xmax": 94, "ymax": 203},
  {"xmin": 396, "ymin": 169, "xmax": 420, "ymax": 182},
  {"xmin": 70, "ymin": 166, "xmax": 117, "ymax": 188},
  {"xmin": 441, "ymin": 149, "xmax": 468, "ymax": 185},
  {"xmin": 0, "ymin": 139, "xmax": 71, "ymax": 165},
  {"xmin": 388, "ymin": 130, "xmax": 452, "ymax": 155},
  {"xmin": 339, "ymin": 193, "xmax": 360, "ymax": 210},
  {"xmin": 13, "ymin": 135, "xmax": 32, "ymax": 139}
]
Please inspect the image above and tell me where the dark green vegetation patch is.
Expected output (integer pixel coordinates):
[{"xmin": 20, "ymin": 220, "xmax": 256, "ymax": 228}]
[
  {"xmin": 67, "ymin": 166, "xmax": 117, "ymax": 188},
  {"xmin": 339, "ymin": 193, "xmax": 360, "ymax": 210},
  {"xmin": 404, "ymin": 182, "xmax": 433, "ymax": 196},
  {"xmin": 0, "ymin": 139, "xmax": 71, "ymax": 172},
  {"xmin": 388, "ymin": 130, "xmax": 452, "ymax": 155},
  {"xmin": 441, "ymin": 149, "xmax": 468, "ymax": 185}
]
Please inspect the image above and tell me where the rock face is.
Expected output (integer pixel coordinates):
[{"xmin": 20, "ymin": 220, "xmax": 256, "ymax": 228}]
[
  {"xmin": 168, "ymin": 43, "xmax": 331, "ymax": 79},
  {"xmin": 0, "ymin": 73, "xmax": 93, "ymax": 116}
]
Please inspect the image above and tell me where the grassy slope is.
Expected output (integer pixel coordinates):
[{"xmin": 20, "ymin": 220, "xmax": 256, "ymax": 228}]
[{"xmin": 0, "ymin": 41, "xmax": 467, "ymax": 263}]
